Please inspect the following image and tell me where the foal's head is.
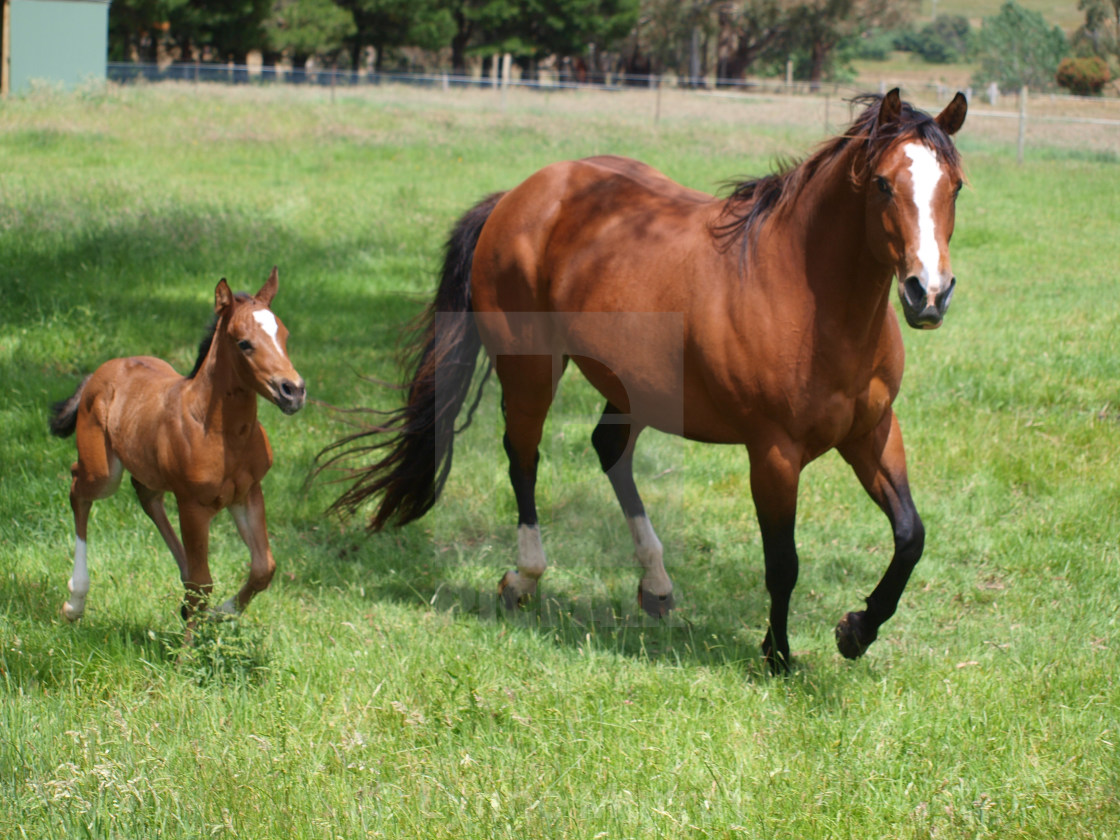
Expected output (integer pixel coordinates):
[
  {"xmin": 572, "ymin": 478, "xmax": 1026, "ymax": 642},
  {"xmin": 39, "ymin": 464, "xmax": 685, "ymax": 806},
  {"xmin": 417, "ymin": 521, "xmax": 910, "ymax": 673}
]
[
  {"xmin": 214, "ymin": 267, "xmax": 306, "ymax": 414},
  {"xmin": 860, "ymin": 89, "xmax": 968, "ymax": 329}
]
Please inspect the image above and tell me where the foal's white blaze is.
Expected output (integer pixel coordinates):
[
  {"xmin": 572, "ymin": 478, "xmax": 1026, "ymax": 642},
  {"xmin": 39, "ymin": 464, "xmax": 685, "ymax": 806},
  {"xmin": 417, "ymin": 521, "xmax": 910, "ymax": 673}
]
[
  {"xmin": 252, "ymin": 310, "xmax": 285, "ymax": 356},
  {"xmin": 903, "ymin": 142, "xmax": 946, "ymax": 297},
  {"xmin": 63, "ymin": 536, "xmax": 90, "ymax": 620}
]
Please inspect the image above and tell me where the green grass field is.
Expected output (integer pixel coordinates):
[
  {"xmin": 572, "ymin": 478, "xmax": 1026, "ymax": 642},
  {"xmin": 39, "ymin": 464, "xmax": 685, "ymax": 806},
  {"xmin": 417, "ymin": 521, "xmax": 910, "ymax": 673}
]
[{"xmin": 1, "ymin": 83, "xmax": 1118, "ymax": 838}]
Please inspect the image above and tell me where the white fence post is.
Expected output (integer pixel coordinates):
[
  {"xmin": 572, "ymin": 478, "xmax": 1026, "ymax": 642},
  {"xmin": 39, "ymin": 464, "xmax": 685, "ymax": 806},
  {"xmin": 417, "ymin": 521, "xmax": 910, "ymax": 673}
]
[{"xmin": 1018, "ymin": 85, "xmax": 1028, "ymax": 165}]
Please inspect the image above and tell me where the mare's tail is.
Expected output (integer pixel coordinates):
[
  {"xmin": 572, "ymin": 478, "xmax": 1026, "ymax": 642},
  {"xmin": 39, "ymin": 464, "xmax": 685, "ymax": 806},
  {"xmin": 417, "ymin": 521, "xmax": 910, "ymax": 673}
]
[
  {"xmin": 49, "ymin": 376, "xmax": 90, "ymax": 438},
  {"xmin": 317, "ymin": 192, "xmax": 505, "ymax": 531}
]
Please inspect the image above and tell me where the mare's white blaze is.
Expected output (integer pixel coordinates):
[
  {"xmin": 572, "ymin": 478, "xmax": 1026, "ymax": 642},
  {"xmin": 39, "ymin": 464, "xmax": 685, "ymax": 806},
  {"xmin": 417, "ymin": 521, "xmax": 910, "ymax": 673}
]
[
  {"xmin": 627, "ymin": 514, "xmax": 672, "ymax": 597},
  {"xmin": 252, "ymin": 310, "xmax": 285, "ymax": 356},
  {"xmin": 517, "ymin": 524, "xmax": 548, "ymax": 580},
  {"xmin": 64, "ymin": 536, "xmax": 90, "ymax": 619},
  {"xmin": 904, "ymin": 142, "xmax": 945, "ymax": 296}
]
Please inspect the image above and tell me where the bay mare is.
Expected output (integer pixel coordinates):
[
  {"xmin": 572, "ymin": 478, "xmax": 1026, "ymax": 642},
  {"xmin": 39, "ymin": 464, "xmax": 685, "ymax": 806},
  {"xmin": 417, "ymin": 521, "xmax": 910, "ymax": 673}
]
[
  {"xmin": 321, "ymin": 90, "xmax": 968, "ymax": 671},
  {"xmin": 50, "ymin": 269, "xmax": 306, "ymax": 635}
]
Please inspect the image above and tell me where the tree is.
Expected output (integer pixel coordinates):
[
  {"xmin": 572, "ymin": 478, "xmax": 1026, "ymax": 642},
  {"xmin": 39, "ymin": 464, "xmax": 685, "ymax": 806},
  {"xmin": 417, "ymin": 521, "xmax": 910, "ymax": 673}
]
[
  {"xmin": 971, "ymin": 1, "xmax": 1069, "ymax": 92},
  {"xmin": 716, "ymin": 0, "xmax": 786, "ymax": 82},
  {"xmin": 774, "ymin": 0, "xmax": 916, "ymax": 87},
  {"xmin": 339, "ymin": 0, "xmax": 454, "ymax": 72},
  {"xmin": 266, "ymin": 0, "xmax": 356, "ymax": 70},
  {"xmin": 1073, "ymin": 0, "xmax": 1120, "ymax": 66}
]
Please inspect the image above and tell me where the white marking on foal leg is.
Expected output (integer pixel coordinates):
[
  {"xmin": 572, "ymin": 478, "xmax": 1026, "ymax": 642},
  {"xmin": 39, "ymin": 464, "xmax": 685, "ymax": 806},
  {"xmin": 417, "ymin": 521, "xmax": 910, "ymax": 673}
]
[
  {"xmin": 628, "ymin": 515, "xmax": 673, "ymax": 598},
  {"xmin": 904, "ymin": 142, "xmax": 946, "ymax": 296},
  {"xmin": 252, "ymin": 310, "xmax": 285, "ymax": 356},
  {"xmin": 61, "ymin": 537, "xmax": 90, "ymax": 621}
]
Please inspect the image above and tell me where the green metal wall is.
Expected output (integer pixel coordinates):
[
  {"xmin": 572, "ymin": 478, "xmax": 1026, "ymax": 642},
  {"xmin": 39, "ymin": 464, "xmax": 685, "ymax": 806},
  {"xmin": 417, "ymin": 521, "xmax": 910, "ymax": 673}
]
[{"xmin": 9, "ymin": 0, "xmax": 110, "ymax": 93}]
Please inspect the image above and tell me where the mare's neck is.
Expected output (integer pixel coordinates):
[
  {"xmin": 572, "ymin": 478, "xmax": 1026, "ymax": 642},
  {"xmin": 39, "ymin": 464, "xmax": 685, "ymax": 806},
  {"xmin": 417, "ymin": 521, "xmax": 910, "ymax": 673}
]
[{"xmin": 789, "ymin": 148, "xmax": 895, "ymax": 342}]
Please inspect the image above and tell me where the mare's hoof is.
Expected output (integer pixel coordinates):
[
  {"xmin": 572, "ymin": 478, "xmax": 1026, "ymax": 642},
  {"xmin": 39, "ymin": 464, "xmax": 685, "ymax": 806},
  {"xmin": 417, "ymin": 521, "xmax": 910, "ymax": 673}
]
[
  {"xmin": 835, "ymin": 611, "xmax": 877, "ymax": 659},
  {"xmin": 638, "ymin": 585, "xmax": 674, "ymax": 618},
  {"xmin": 761, "ymin": 635, "xmax": 792, "ymax": 675},
  {"xmin": 498, "ymin": 570, "xmax": 532, "ymax": 611}
]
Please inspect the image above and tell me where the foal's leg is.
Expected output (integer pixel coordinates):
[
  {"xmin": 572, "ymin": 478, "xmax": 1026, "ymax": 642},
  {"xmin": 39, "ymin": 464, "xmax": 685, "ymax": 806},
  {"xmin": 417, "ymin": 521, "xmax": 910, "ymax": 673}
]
[
  {"xmin": 497, "ymin": 355, "xmax": 564, "ymax": 609},
  {"xmin": 132, "ymin": 477, "xmax": 188, "ymax": 579},
  {"xmin": 175, "ymin": 499, "xmax": 216, "ymax": 632},
  {"xmin": 746, "ymin": 435, "xmax": 804, "ymax": 673},
  {"xmin": 61, "ymin": 433, "xmax": 123, "ymax": 621},
  {"xmin": 835, "ymin": 411, "xmax": 924, "ymax": 659},
  {"xmin": 590, "ymin": 402, "xmax": 673, "ymax": 617},
  {"xmin": 219, "ymin": 482, "xmax": 277, "ymax": 615}
]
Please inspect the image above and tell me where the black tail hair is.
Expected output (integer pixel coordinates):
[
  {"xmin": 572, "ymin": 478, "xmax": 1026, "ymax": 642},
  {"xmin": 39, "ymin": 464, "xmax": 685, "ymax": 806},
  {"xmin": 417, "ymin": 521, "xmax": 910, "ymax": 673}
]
[
  {"xmin": 316, "ymin": 192, "xmax": 505, "ymax": 530},
  {"xmin": 49, "ymin": 376, "xmax": 90, "ymax": 438}
]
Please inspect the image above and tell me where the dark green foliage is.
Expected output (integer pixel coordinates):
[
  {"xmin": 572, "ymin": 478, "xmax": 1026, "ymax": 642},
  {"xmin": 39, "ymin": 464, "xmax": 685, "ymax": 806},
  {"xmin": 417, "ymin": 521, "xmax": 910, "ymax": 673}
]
[{"xmin": 971, "ymin": 0, "xmax": 1070, "ymax": 92}]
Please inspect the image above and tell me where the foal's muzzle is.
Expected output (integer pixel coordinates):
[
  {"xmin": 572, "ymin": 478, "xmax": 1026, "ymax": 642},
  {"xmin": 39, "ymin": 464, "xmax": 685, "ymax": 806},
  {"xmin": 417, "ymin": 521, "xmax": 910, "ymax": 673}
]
[
  {"xmin": 900, "ymin": 275, "xmax": 955, "ymax": 330},
  {"xmin": 272, "ymin": 377, "xmax": 307, "ymax": 414}
]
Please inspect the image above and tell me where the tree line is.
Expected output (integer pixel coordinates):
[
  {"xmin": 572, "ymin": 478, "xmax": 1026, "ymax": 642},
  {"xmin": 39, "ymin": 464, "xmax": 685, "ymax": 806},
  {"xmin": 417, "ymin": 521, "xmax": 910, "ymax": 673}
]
[{"xmin": 110, "ymin": 1, "xmax": 1119, "ymax": 93}]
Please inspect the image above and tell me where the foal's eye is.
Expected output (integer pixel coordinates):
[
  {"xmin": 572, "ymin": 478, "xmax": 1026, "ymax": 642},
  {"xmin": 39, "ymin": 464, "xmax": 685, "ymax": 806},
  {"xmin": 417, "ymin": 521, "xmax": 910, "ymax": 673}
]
[
  {"xmin": 875, "ymin": 176, "xmax": 892, "ymax": 197},
  {"xmin": 237, "ymin": 339, "xmax": 253, "ymax": 353}
]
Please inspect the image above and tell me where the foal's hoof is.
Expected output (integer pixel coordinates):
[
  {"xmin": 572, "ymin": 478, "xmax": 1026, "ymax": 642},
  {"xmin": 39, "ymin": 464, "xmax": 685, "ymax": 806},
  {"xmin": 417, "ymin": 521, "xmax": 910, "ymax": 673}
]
[
  {"xmin": 60, "ymin": 602, "xmax": 83, "ymax": 622},
  {"xmin": 638, "ymin": 585, "xmax": 674, "ymax": 618},
  {"xmin": 498, "ymin": 570, "xmax": 534, "ymax": 611},
  {"xmin": 835, "ymin": 611, "xmax": 877, "ymax": 660}
]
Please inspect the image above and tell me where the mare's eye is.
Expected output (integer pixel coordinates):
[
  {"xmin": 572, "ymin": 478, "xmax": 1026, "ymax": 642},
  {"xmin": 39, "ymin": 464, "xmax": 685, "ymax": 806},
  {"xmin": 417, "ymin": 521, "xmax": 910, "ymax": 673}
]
[
  {"xmin": 238, "ymin": 339, "xmax": 253, "ymax": 353},
  {"xmin": 875, "ymin": 176, "xmax": 892, "ymax": 196}
]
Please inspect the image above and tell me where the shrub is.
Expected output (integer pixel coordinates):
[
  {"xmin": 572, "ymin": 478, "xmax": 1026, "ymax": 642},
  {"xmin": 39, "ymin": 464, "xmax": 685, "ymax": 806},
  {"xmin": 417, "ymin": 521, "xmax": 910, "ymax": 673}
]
[{"xmin": 1055, "ymin": 55, "xmax": 1111, "ymax": 95}]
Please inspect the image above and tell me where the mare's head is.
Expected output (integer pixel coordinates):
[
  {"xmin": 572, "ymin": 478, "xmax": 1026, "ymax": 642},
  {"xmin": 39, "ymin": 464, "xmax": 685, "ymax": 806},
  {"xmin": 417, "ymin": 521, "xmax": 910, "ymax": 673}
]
[
  {"xmin": 213, "ymin": 267, "xmax": 306, "ymax": 414},
  {"xmin": 858, "ymin": 89, "xmax": 967, "ymax": 329}
]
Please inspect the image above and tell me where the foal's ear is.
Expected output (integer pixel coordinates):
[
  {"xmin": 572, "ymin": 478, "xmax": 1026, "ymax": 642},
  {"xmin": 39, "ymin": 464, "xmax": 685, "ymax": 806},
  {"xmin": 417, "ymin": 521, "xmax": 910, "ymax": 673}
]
[
  {"xmin": 256, "ymin": 266, "xmax": 279, "ymax": 306},
  {"xmin": 214, "ymin": 278, "xmax": 233, "ymax": 313},
  {"xmin": 877, "ymin": 88, "xmax": 902, "ymax": 129},
  {"xmin": 936, "ymin": 91, "xmax": 968, "ymax": 136}
]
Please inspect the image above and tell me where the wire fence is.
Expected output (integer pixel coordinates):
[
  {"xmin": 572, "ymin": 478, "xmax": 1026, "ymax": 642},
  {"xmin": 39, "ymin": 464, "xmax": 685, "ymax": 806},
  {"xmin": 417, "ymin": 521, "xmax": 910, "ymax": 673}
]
[{"xmin": 106, "ymin": 62, "xmax": 1120, "ymax": 162}]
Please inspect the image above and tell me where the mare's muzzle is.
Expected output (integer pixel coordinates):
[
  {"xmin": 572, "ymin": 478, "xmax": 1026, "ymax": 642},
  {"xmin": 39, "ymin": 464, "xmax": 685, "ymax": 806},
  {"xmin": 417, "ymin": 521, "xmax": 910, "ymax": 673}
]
[
  {"xmin": 900, "ymin": 275, "xmax": 955, "ymax": 330},
  {"xmin": 272, "ymin": 377, "xmax": 307, "ymax": 415}
]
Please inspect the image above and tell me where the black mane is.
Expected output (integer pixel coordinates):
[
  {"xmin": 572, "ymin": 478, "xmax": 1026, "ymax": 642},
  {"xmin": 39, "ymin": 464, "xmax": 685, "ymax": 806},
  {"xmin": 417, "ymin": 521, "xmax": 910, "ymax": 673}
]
[
  {"xmin": 186, "ymin": 292, "xmax": 252, "ymax": 379},
  {"xmin": 714, "ymin": 93, "xmax": 962, "ymax": 250}
]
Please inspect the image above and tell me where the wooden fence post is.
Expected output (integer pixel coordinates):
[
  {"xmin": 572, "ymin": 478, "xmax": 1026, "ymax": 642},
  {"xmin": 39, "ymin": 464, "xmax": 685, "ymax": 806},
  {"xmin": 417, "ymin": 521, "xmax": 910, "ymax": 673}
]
[{"xmin": 1017, "ymin": 85, "xmax": 1028, "ymax": 165}]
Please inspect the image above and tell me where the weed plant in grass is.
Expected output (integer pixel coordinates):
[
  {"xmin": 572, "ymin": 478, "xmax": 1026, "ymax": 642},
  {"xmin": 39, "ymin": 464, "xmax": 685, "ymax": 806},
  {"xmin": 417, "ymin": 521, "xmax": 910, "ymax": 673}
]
[{"xmin": 1, "ymin": 83, "xmax": 1118, "ymax": 838}]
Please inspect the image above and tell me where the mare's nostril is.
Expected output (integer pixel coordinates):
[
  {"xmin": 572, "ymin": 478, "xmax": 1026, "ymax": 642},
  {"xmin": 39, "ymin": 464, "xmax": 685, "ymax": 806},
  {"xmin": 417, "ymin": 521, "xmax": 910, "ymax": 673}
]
[{"xmin": 903, "ymin": 276, "xmax": 925, "ymax": 307}]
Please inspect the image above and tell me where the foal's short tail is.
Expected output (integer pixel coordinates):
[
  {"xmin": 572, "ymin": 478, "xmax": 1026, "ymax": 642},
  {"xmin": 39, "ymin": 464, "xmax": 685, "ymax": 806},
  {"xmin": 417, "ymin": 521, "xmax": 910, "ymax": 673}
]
[
  {"xmin": 49, "ymin": 376, "xmax": 90, "ymax": 438},
  {"xmin": 317, "ymin": 192, "xmax": 505, "ymax": 531}
]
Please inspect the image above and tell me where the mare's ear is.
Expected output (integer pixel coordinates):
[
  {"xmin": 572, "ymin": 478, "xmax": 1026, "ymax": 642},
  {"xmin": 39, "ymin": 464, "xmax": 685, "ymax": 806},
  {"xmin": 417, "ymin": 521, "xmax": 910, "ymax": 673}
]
[
  {"xmin": 936, "ymin": 92, "xmax": 968, "ymax": 136},
  {"xmin": 877, "ymin": 88, "xmax": 902, "ymax": 129},
  {"xmin": 256, "ymin": 266, "xmax": 278, "ymax": 305},
  {"xmin": 215, "ymin": 278, "xmax": 233, "ymax": 313}
]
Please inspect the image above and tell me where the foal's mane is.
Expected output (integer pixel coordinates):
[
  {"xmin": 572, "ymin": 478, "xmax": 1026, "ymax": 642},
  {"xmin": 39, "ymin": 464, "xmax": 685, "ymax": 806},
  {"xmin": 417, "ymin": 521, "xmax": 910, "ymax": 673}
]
[
  {"xmin": 714, "ymin": 93, "xmax": 962, "ymax": 250},
  {"xmin": 187, "ymin": 291, "xmax": 253, "ymax": 379}
]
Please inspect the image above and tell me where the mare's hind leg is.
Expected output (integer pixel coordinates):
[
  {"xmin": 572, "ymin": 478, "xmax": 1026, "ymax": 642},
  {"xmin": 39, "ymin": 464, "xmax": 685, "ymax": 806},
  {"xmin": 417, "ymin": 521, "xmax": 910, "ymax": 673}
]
[
  {"xmin": 61, "ymin": 432, "xmax": 124, "ymax": 621},
  {"xmin": 590, "ymin": 402, "xmax": 673, "ymax": 617},
  {"xmin": 835, "ymin": 411, "xmax": 924, "ymax": 659},
  {"xmin": 497, "ymin": 355, "xmax": 565, "ymax": 609},
  {"xmin": 219, "ymin": 482, "xmax": 277, "ymax": 615},
  {"xmin": 132, "ymin": 477, "xmax": 188, "ymax": 579}
]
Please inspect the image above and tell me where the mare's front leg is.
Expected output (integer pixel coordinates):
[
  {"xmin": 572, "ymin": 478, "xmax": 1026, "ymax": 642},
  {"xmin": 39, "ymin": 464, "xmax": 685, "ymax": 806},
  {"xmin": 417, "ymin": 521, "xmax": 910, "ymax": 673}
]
[
  {"xmin": 835, "ymin": 410, "xmax": 924, "ymax": 659},
  {"xmin": 176, "ymin": 499, "xmax": 216, "ymax": 634},
  {"xmin": 746, "ymin": 436, "xmax": 804, "ymax": 673},
  {"xmin": 219, "ymin": 482, "xmax": 277, "ymax": 615}
]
